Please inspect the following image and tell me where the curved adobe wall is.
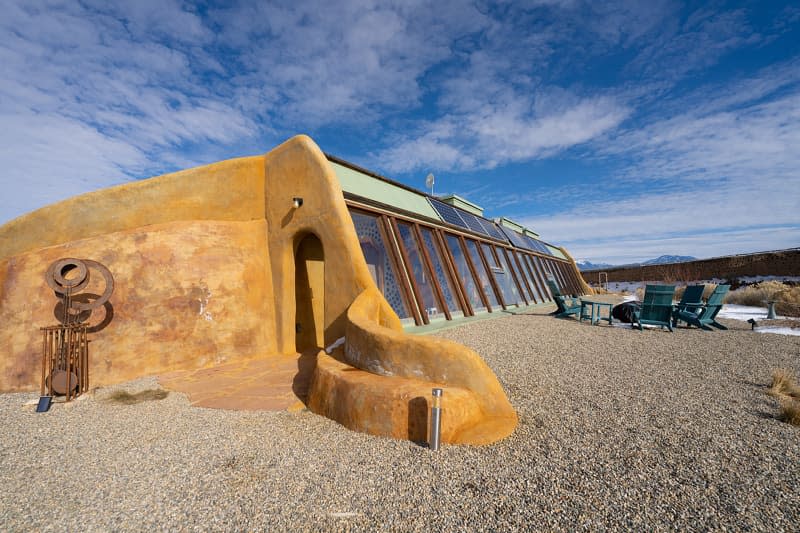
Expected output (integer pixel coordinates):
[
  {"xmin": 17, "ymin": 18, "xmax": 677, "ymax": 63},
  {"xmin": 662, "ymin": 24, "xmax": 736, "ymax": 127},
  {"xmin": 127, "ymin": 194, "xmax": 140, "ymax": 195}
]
[
  {"xmin": 0, "ymin": 135, "xmax": 517, "ymax": 444},
  {"xmin": 307, "ymin": 288, "xmax": 517, "ymax": 444}
]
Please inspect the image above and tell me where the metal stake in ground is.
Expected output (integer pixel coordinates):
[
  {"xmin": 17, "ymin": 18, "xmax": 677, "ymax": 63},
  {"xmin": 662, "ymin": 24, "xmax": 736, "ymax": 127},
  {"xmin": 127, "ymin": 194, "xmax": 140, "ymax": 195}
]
[{"xmin": 429, "ymin": 388, "xmax": 443, "ymax": 451}]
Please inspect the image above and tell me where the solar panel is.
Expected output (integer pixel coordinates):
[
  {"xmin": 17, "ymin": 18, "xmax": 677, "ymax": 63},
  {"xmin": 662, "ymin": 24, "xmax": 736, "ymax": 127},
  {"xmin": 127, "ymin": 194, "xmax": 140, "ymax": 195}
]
[
  {"xmin": 428, "ymin": 198, "xmax": 469, "ymax": 230},
  {"xmin": 429, "ymin": 198, "xmax": 515, "ymax": 243},
  {"xmin": 460, "ymin": 210, "xmax": 491, "ymax": 236},
  {"xmin": 480, "ymin": 219, "xmax": 508, "ymax": 241},
  {"xmin": 500, "ymin": 226, "xmax": 532, "ymax": 251},
  {"xmin": 523, "ymin": 234, "xmax": 542, "ymax": 253},
  {"xmin": 526, "ymin": 235, "xmax": 553, "ymax": 256}
]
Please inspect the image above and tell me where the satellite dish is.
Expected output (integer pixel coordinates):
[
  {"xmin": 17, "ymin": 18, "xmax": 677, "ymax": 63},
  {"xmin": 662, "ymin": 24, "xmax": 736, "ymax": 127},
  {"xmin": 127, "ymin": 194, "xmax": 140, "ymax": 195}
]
[{"xmin": 425, "ymin": 173, "xmax": 435, "ymax": 195}]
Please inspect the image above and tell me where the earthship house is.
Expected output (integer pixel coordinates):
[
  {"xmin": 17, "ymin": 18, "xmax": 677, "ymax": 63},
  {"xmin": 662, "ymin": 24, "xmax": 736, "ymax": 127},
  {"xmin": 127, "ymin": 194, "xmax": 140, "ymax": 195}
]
[{"xmin": 0, "ymin": 135, "xmax": 590, "ymax": 445}]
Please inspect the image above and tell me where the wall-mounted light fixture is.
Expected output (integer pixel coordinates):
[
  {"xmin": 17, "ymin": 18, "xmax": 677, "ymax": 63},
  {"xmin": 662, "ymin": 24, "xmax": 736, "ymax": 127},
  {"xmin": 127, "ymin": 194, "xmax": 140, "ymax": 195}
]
[{"xmin": 292, "ymin": 197, "xmax": 304, "ymax": 209}]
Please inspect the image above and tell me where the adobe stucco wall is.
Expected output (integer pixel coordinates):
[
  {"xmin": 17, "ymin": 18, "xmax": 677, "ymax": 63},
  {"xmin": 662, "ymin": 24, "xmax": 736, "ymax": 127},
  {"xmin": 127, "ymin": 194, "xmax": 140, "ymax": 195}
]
[
  {"xmin": 0, "ymin": 135, "xmax": 518, "ymax": 445},
  {"xmin": 0, "ymin": 219, "xmax": 274, "ymax": 390}
]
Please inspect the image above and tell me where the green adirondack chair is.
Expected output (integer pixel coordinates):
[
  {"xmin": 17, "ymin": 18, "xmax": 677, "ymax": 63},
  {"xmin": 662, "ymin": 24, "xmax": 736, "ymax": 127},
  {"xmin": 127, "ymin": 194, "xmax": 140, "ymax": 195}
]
[
  {"xmin": 545, "ymin": 277, "xmax": 581, "ymax": 319},
  {"xmin": 675, "ymin": 284, "xmax": 706, "ymax": 316},
  {"xmin": 632, "ymin": 285, "xmax": 676, "ymax": 331},
  {"xmin": 673, "ymin": 284, "xmax": 730, "ymax": 330}
]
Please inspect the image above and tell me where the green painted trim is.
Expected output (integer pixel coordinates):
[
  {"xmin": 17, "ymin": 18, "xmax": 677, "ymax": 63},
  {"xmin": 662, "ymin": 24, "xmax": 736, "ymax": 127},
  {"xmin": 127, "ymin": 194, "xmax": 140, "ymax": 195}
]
[
  {"xmin": 547, "ymin": 245, "xmax": 567, "ymax": 260},
  {"xmin": 498, "ymin": 217, "xmax": 525, "ymax": 232},
  {"xmin": 403, "ymin": 302, "xmax": 556, "ymax": 335},
  {"xmin": 523, "ymin": 228, "xmax": 540, "ymax": 238},
  {"xmin": 439, "ymin": 194, "xmax": 484, "ymax": 216},
  {"xmin": 331, "ymin": 161, "xmax": 440, "ymax": 220}
]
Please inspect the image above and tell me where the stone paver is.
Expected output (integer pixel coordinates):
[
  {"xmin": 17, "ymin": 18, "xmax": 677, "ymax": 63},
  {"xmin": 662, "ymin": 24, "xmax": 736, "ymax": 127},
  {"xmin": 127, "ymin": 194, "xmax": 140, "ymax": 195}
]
[{"xmin": 157, "ymin": 352, "xmax": 316, "ymax": 411}]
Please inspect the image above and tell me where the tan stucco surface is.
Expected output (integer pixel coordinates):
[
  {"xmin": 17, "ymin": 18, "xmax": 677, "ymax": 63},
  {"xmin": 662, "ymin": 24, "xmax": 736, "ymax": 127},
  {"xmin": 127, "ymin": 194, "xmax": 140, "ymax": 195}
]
[
  {"xmin": 0, "ymin": 135, "xmax": 518, "ymax": 445},
  {"xmin": 306, "ymin": 288, "xmax": 517, "ymax": 444},
  {"xmin": 0, "ymin": 219, "xmax": 274, "ymax": 390}
]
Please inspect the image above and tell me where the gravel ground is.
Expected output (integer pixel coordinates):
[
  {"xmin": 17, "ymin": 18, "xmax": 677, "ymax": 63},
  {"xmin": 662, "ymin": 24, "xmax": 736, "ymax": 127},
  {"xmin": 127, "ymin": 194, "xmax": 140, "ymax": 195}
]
[{"xmin": 1, "ymin": 313, "xmax": 798, "ymax": 532}]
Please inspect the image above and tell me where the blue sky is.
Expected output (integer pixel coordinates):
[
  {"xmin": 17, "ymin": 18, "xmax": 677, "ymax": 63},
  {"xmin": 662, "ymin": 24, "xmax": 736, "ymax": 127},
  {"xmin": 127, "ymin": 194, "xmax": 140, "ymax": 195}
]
[{"xmin": 1, "ymin": 0, "xmax": 798, "ymax": 264}]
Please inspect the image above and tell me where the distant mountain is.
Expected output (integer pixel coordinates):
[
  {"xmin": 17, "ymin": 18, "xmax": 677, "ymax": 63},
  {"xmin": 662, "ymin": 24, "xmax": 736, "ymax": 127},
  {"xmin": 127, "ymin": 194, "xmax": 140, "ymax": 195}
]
[
  {"xmin": 578, "ymin": 255, "xmax": 696, "ymax": 271},
  {"xmin": 576, "ymin": 260, "xmax": 614, "ymax": 271},
  {"xmin": 640, "ymin": 255, "xmax": 697, "ymax": 265}
]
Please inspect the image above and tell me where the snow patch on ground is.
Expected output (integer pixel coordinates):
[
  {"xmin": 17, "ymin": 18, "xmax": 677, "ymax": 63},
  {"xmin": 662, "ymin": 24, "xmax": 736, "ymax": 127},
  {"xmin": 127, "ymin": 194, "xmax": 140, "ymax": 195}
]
[{"xmin": 754, "ymin": 327, "xmax": 800, "ymax": 336}]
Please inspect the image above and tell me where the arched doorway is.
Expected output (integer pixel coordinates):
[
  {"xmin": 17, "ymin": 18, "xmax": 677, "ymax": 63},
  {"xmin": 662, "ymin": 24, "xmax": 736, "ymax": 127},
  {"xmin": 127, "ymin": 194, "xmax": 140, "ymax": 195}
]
[{"xmin": 294, "ymin": 233, "xmax": 324, "ymax": 353}]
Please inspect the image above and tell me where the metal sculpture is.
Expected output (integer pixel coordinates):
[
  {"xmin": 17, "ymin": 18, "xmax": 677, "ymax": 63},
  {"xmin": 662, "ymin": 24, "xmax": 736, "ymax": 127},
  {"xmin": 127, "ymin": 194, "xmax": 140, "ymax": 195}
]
[{"xmin": 40, "ymin": 258, "xmax": 114, "ymax": 401}]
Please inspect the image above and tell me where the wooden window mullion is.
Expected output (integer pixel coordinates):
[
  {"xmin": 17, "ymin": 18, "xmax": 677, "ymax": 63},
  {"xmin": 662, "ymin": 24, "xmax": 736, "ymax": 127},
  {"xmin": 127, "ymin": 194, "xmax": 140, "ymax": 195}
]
[
  {"xmin": 509, "ymin": 249, "xmax": 534, "ymax": 304},
  {"xmin": 379, "ymin": 215, "xmax": 423, "ymax": 326},
  {"xmin": 413, "ymin": 223, "xmax": 452, "ymax": 321},
  {"xmin": 523, "ymin": 253, "xmax": 545, "ymax": 303},
  {"xmin": 501, "ymin": 247, "xmax": 528, "ymax": 305},
  {"xmin": 390, "ymin": 218, "xmax": 429, "ymax": 325},
  {"xmin": 530, "ymin": 255, "xmax": 552, "ymax": 300},
  {"xmin": 459, "ymin": 235, "xmax": 492, "ymax": 312},
  {"xmin": 437, "ymin": 230, "xmax": 473, "ymax": 316},
  {"xmin": 475, "ymin": 240, "xmax": 507, "ymax": 310}
]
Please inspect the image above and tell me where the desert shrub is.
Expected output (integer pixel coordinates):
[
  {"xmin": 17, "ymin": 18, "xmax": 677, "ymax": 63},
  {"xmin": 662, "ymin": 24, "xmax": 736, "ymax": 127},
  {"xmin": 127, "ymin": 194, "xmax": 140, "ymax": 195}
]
[
  {"xmin": 725, "ymin": 281, "xmax": 789, "ymax": 307},
  {"xmin": 767, "ymin": 369, "xmax": 800, "ymax": 426},
  {"xmin": 774, "ymin": 287, "xmax": 800, "ymax": 318},
  {"xmin": 106, "ymin": 389, "xmax": 169, "ymax": 405},
  {"xmin": 768, "ymin": 369, "xmax": 800, "ymax": 399},
  {"xmin": 779, "ymin": 399, "xmax": 800, "ymax": 426}
]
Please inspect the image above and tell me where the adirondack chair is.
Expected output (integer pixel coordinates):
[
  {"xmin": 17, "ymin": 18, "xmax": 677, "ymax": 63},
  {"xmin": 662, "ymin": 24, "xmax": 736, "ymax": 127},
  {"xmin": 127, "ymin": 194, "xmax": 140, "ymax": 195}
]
[
  {"xmin": 545, "ymin": 277, "xmax": 582, "ymax": 318},
  {"xmin": 673, "ymin": 284, "xmax": 730, "ymax": 330},
  {"xmin": 632, "ymin": 285, "xmax": 676, "ymax": 331},
  {"xmin": 675, "ymin": 284, "xmax": 706, "ymax": 316}
]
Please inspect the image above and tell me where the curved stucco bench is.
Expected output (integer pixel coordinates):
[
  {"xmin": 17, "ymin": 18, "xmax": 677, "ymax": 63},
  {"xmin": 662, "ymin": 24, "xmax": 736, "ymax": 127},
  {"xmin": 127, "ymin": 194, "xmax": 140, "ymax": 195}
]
[{"xmin": 307, "ymin": 287, "xmax": 518, "ymax": 445}]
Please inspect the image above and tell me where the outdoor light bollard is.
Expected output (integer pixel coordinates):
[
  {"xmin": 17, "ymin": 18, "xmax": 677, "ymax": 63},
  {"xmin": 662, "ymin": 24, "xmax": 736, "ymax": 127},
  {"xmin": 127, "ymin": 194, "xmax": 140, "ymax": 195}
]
[{"xmin": 429, "ymin": 388, "xmax": 443, "ymax": 451}]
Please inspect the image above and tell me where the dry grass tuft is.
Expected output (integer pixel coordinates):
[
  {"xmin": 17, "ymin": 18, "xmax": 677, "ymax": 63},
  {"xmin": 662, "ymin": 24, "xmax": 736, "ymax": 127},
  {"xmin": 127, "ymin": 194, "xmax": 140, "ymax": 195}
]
[
  {"xmin": 774, "ymin": 287, "xmax": 800, "ymax": 318},
  {"xmin": 768, "ymin": 369, "xmax": 800, "ymax": 399},
  {"xmin": 779, "ymin": 398, "xmax": 800, "ymax": 426},
  {"xmin": 106, "ymin": 389, "xmax": 169, "ymax": 405},
  {"xmin": 767, "ymin": 369, "xmax": 800, "ymax": 426},
  {"xmin": 725, "ymin": 281, "xmax": 788, "ymax": 307}
]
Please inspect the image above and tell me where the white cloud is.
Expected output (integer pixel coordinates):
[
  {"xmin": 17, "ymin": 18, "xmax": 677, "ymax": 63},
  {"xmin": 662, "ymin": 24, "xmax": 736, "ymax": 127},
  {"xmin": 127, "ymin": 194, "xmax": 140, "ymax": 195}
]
[
  {"xmin": 0, "ymin": 0, "xmax": 258, "ymax": 222},
  {"xmin": 211, "ymin": 0, "xmax": 489, "ymax": 126},
  {"xmin": 0, "ymin": 0, "xmax": 494, "ymax": 222},
  {"xmin": 375, "ymin": 93, "xmax": 629, "ymax": 173},
  {"xmin": 520, "ymin": 68, "xmax": 800, "ymax": 263}
]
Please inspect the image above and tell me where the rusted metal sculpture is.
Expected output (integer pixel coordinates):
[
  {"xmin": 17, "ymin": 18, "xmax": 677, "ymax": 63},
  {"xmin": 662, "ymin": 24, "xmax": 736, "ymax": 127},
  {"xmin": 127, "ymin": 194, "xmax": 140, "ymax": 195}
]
[{"xmin": 41, "ymin": 258, "xmax": 114, "ymax": 401}]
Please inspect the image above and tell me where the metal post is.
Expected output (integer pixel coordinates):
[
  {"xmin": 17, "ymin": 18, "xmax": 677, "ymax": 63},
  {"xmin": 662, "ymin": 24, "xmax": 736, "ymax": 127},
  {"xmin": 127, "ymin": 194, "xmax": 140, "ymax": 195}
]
[
  {"xmin": 766, "ymin": 301, "xmax": 777, "ymax": 319},
  {"xmin": 429, "ymin": 388, "xmax": 443, "ymax": 451}
]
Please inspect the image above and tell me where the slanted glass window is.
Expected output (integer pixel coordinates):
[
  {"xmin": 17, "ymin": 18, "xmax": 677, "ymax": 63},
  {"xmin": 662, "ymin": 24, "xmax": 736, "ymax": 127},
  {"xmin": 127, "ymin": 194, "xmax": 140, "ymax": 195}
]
[
  {"xmin": 465, "ymin": 239, "xmax": 500, "ymax": 308},
  {"xmin": 444, "ymin": 233, "xmax": 486, "ymax": 313},
  {"xmin": 541, "ymin": 257, "xmax": 566, "ymax": 294},
  {"xmin": 504, "ymin": 249, "xmax": 533, "ymax": 304},
  {"xmin": 530, "ymin": 255, "xmax": 553, "ymax": 300},
  {"xmin": 396, "ymin": 222, "xmax": 445, "ymax": 321},
  {"xmin": 419, "ymin": 227, "xmax": 463, "ymax": 317},
  {"xmin": 519, "ymin": 253, "xmax": 544, "ymax": 302},
  {"xmin": 549, "ymin": 260, "xmax": 569, "ymax": 293},
  {"xmin": 349, "ymin": 210, "xmax": 412, "ymax": 320},
  {"xmin": 481, "ymin": 243, "xmax": 519, "ymax": 306},
  {"xmin": 481, "ymin": 243, "xmax": 500, "ymax": 269}
]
